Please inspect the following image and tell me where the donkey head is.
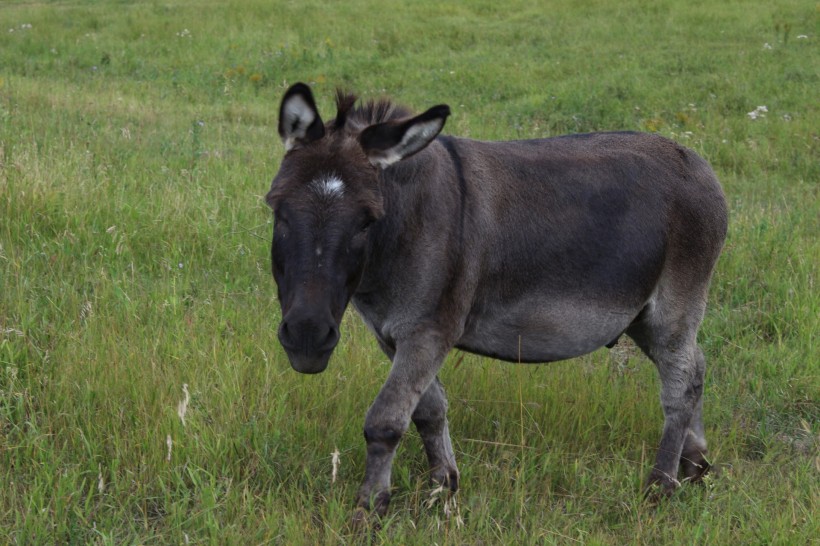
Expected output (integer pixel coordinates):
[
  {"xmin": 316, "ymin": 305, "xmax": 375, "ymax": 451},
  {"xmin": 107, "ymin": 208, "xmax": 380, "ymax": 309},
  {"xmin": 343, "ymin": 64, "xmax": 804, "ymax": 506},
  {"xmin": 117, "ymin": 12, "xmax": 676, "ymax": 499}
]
[{"xmin": 267, "ymin": 83, "xmax": 450, "ymax": 373}]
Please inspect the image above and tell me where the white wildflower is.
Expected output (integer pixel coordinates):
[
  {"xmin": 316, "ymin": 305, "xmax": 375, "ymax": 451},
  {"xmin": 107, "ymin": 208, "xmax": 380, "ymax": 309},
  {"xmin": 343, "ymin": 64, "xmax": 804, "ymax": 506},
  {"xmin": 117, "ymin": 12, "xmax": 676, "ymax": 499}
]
[
  {"xmin": 177, "ymin": 384, "xmax": 190, "ymax": 426},
  {"xmin": 166, "ymin": 434, "xmax": 173, "ymax": 461},
  {"xmin": 425, "ymin": 484, "xmax": 446, "ymax": 508},
  {"xmin": 763, "ymin": 42, "xmax": 773, "ymax": 50},
  {"xmin": 445, "ymin": 495, "xmax": 463, "ymax": 528},
  {"xmin": 425, "ymin": 484, "xmax": 463, "ymax": 527},
  {"xmin": 747, "ymin": 106, "xmax": 768, "ymax": 120},
  {"xmin": 80, "ymin": 301, "xmax": 93, "ymax": 321},
  {"xmin": 97, "ymin": 465, "xmax": 105, "ymax": 493},
  {"xmin": 331, "ymin": 448, "xmax": 340, "ymax": 484},
  {"xmin": 797, "ymin": 35, "xmax": 808, "ymax": 40}
]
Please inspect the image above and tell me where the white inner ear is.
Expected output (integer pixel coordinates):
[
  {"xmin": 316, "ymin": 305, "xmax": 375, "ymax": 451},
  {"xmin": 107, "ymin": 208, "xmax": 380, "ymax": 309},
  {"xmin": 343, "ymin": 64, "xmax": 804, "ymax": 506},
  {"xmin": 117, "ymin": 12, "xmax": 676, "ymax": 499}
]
[
  {"xmin": 369, "ymin": 118, "xmax": 444, "ymax": 169},
  {"xmin": 282, "ymin": 95, "xmax": 316, "ymax": 151},
  {"xmin": 369, "ymin": 150, "xmax": 403, "ymax": 169},
  {"xmin": 401, "ymin": 119, "xmax": 443, "ymax": 148}
]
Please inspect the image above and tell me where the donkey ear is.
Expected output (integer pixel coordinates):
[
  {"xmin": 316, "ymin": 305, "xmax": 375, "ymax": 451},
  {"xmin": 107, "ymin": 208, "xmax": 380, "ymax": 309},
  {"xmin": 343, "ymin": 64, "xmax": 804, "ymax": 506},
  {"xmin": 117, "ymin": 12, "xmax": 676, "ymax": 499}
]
[
  {"xmin": 278, "ymin": 83, "xmax": 325, "ymax": 151},
  {"xmin": 359, "ymin": 105, "xmax": 450, "ymax": 168}
]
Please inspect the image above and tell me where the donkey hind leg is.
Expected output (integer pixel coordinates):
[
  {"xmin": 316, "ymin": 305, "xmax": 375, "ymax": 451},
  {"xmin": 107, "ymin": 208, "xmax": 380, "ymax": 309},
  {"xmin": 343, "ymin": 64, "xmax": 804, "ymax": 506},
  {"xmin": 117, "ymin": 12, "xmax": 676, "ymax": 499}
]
[
  {"xmin": 680, "ymin": 347, "xmax": 711, "ymax": 482},
  {"xmin": 412, "ymin": 376, "xmax": 459, "ymax": 491},
  {"xmin": 628, "ymin": 307, "xmax": 708, "ymax": 496}
]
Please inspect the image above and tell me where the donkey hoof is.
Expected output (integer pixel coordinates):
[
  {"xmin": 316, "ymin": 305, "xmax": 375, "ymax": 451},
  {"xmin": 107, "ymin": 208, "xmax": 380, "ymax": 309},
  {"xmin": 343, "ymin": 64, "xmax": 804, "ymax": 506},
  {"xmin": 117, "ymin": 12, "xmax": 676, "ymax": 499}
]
[
  {"xmin": 350, "ymin": 490, "xmax": 390, "ymax": 532},
  {"xmin": 373, "ymin": 490, "xmax": 391, "ymax": 517},
  {"xmin": 431, "ymin": 467, "xmax": 460, "ymax": 492},
  {"xmin": 355, "ymin": 490, "xmax": 392, "ymax": 518},
  {"xmin": 644, "ymin": 470, "xmax": 680, "ymax": 502},
  {"xmin": 350, "ymin": 507, "xmax": 382, "ymax": 533},
  {"xmin": 681, "ymin": 454, "xmax": 712, "ymax": 483},
  {"xmin": 350, "ymin": 507, "xmax": 368, "ymax": 528}
]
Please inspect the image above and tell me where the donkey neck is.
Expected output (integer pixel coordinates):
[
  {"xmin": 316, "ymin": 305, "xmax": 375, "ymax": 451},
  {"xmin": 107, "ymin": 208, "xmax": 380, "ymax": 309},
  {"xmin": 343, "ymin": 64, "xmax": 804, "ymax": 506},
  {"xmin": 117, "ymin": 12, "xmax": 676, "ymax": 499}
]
[{"xmin": 354, "ymin": 137, "xmax": 468, "ymax": 305}]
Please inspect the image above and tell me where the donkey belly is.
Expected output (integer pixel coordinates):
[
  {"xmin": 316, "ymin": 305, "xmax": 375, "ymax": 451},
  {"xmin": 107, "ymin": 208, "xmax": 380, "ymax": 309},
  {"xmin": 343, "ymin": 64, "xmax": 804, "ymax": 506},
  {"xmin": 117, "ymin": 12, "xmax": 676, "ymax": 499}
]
[{"xmin": 457, "ymin": 298, "xmax": 640, "ymax": 363}]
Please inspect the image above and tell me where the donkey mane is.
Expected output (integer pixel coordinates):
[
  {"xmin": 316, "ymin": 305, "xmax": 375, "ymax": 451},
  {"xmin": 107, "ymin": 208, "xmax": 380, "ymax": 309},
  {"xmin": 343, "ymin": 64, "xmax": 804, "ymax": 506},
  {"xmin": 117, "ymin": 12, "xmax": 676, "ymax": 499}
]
[{"xmin": 333, "ymin": 89, "xmax": 412, "ymax": 130}]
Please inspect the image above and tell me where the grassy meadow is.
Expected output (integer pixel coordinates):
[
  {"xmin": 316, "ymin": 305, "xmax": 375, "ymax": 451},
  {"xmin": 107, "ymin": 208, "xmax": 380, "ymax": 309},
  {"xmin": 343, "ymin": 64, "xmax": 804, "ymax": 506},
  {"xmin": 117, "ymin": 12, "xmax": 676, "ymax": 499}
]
[{"xmin": 1, "ymin": 0, "xmax": 817, "ymax": 543}]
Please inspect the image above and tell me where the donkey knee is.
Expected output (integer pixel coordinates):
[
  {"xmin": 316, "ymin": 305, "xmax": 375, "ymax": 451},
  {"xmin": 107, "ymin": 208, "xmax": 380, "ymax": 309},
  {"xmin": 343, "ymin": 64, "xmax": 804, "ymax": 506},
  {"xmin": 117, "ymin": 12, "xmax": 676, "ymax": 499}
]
[
  {"xmin": 685, "ymin": 379, "xmax": 704, "ymax": 404},
  {"xmin": 363, "ymin": 425, "xmax": 403, "ymax": 450}
]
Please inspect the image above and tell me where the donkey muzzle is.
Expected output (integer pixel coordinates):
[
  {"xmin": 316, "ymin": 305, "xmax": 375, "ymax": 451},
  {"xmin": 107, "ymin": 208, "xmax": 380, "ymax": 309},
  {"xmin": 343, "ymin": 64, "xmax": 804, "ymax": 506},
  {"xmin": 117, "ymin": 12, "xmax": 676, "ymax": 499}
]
[{"xmin": 278, "ymin": 311, "xmax": 340, "ymax": 374}]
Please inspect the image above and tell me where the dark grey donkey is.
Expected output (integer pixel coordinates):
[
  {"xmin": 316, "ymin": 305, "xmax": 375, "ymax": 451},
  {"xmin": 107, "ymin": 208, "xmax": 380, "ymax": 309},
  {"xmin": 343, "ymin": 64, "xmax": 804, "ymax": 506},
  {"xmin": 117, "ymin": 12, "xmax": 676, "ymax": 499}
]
[{"xmin": 266, "ymin": 82, "xmax": 727, "ymax": 516}]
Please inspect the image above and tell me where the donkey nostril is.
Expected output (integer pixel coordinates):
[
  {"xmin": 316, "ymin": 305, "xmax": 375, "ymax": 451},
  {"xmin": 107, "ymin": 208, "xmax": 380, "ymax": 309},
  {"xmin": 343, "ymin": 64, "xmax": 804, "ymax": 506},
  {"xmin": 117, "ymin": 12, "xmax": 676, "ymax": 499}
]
[
  {"xmin": 279, "ymin": 316, "xmax": 338, "ymax": 353},
  {"xmin": 323, "ymin": 325, "xmax": 339, "ymax": 349},
  {"xmin": 278, "ymin": 321, "xmax": 292, "ymax": 346}
]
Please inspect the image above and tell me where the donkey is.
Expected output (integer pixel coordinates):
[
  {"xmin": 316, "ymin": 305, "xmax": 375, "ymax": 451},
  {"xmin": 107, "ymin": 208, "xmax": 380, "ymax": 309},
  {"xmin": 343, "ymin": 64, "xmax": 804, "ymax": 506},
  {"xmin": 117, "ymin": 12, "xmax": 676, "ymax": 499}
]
[{"xmin": 266, "ymin": 82, "xmax": 727, "ymax": 516}]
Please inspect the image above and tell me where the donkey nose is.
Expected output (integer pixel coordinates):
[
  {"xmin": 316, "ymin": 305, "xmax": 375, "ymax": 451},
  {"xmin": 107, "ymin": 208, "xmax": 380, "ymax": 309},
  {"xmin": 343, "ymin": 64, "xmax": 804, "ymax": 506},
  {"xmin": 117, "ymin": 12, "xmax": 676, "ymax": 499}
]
[{"xmin": 278, "ymin": 315, "xmax": 340, "ymax": 355}]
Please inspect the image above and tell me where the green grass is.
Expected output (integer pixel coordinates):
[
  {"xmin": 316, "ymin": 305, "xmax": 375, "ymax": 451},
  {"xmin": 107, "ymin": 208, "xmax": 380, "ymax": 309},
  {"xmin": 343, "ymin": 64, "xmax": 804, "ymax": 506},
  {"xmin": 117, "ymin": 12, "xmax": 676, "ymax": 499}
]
[{"xmin": 1, "ymin": 0, "xmax": 817, "ymax": 544}]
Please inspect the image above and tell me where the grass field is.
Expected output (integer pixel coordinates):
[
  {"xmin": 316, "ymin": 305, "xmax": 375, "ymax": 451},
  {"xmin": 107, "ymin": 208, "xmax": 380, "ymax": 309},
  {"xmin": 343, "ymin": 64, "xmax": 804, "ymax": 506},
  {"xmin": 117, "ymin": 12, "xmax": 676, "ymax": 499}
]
[{"xmin": 1, "ymin": 0, "xmax": 817, "ymax": 544}]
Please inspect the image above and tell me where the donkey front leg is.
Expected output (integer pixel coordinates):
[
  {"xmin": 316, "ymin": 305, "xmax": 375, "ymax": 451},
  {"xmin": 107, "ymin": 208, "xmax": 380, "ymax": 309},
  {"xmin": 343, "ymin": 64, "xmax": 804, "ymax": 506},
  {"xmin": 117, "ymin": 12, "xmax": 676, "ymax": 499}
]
[
  {"xmin": 356, "ymin": 335, "xmax": 450, "ymax": 516},
  {"xmin": 412, "ymin": 376, "xmax": 459, "ymax": 491}
]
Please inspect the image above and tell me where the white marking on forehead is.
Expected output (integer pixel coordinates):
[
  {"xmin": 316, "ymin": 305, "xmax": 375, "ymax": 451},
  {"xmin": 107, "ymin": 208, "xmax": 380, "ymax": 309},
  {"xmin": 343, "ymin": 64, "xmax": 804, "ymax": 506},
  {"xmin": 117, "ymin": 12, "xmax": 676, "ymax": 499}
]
[{"xmin": 310, "ymin": 174, "xmax": 345, "ymax": 199}]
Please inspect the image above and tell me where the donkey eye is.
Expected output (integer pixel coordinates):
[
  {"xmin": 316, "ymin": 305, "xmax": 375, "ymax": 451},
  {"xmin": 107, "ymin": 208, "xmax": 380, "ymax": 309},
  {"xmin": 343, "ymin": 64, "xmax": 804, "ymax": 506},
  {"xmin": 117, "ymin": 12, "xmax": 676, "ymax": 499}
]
[
  {"xmin": 359, "ymin": 219, "xmax": 374, "ymax": 233},
  {"xmin": 274, "ymin": 215, "xmax": 290, "ymax": 237}
]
